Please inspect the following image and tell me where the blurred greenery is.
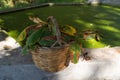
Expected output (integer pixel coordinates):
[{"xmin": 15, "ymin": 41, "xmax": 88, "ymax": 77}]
[
  {"xmin": 0, "ymin": 4, "xmax": 120, "ymax": 47},
  {"xmin": 0, "ymin": 0, "xmax": 86, "ymax": 11}
]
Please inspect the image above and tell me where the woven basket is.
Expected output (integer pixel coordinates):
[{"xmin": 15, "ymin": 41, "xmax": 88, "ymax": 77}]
[{"xmin": 31, "ymin": 44, "xmax": 70, "ymax": 72}]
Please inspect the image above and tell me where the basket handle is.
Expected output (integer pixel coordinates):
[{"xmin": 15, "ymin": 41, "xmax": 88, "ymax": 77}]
[{"xmin": 47, "ymin": 16, "xmax": 66, "ymax": 47}]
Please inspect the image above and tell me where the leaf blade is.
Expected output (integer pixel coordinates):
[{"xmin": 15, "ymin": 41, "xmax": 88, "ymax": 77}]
[
  {"xmin": 69, "ymin": 42, "xmax": 81, "ymax": 64},
  {"xmin": 26, "ymin": 26, "xmax": 46, "ymax": 47}
]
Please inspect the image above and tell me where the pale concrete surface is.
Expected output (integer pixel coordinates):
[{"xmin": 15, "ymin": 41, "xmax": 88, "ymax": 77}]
[
  {"xmin": 1, "ymin": 47, "xmax": 119, "ymax": 80},
  {"xmin": 53, "ymin": 47, "xmax": 120, "ymax": 80}
]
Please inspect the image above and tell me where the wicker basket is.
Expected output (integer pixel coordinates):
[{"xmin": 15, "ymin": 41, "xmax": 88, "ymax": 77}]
[{"xmin": 31, "ymin": 44, "xmax": 70, "ymax": 72}]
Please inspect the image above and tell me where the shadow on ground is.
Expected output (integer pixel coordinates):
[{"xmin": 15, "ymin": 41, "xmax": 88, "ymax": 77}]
[{"xmin": 0, "ymin": 47, "xmax": 33, "ymax": 65}]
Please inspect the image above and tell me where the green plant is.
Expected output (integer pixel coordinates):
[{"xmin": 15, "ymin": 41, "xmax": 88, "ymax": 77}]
[{"xmin": 17, "ymin": 16, "xmax": 100, "ymax": 64}]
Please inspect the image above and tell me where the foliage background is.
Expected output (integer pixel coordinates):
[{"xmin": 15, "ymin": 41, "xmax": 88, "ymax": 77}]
[{"xmin": 0, "ymin": 0, "xmax": 86, "ymax": 10}]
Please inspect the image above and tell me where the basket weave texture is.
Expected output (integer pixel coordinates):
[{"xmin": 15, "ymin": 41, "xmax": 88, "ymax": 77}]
[{"xmin": 31, "ymin": 45, "xmax": 70, "ymax": 72}]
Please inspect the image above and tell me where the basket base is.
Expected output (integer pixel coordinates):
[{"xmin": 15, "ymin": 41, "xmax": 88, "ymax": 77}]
[{"xmin": 31, "ymin": 45, "xmax": 70, "ymax": 72}]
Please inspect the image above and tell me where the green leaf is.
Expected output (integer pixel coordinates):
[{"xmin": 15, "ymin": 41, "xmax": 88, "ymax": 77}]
[
  {"xmin": 69, "ymin": 42, "xmax": 81, "ymax": 64},
  {"xmin": 21, "ymin": 46, "xmax": 29, "ymax": 55},
  {"xmin": 39, "ymin": 39, "xmax": 55, "ymax": 47},
  {"xmin": 74, "ymin": 51, "xmax": 78, "ymax": 64},
  {"xmin": 26, "ymin": 26, "xmax": 46, "ymax": 47}
]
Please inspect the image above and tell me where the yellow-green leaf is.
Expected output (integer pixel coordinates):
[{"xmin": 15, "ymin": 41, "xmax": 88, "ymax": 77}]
[
  {"xmin": 61, "ymin": 25, "xmax": 76, "ymax": 36},
  {"xmin": 17, "ymin": 30, "xmax": 26, "ymax": 42},
  {"xmin": 82, "ymin": 39, "xmax": 106, "ymax": 48}
]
